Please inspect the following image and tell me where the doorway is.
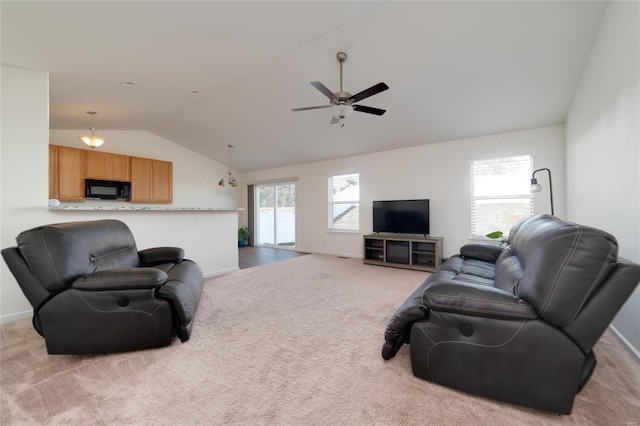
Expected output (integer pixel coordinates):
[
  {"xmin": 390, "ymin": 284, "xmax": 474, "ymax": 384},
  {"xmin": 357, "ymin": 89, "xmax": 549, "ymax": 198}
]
[{"xmin": 255, "ymin": 182, "xmax": 296, "ymax": 249}]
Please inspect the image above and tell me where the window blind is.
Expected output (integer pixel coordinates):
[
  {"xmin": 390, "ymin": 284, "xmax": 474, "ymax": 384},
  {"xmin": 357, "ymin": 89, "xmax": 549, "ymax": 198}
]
[
  {"xmin": 328, "ymin": 173, "xmax": 360, "ymax": 231},
  {"xmin": 470, "ymin": 155, "xmax": 533, "ymax": 238}
]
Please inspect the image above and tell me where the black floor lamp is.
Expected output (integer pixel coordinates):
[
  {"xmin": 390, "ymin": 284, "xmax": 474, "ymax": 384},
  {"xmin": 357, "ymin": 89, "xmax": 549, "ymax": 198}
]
[{"xmin": 529, "ymin": 168, "xmax": 554, "ymax": 215}]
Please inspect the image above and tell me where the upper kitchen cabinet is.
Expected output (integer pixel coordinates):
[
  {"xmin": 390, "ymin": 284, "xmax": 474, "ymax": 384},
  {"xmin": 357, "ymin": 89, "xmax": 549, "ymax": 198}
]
[
  {"xmin": 130, "ymin": 157, "xmax": 173, "ymax": 203},
  {"xmin": 49, "ymin": 145, "xmax": 59, "ymax": 199},
  {"xmin": 86, "ymin": 151, "xmax": 131, "ymax": 182},
  {"xmin": 151, "ymin": 160, "xmax": 173, "ymax": 203},
  {"xmin": 49, "ymin": 145, "xmax": 172, "ymax": 203},
  {"xmin": 51, "ymin": 145, "xmax": 85, "ymax": 201}
]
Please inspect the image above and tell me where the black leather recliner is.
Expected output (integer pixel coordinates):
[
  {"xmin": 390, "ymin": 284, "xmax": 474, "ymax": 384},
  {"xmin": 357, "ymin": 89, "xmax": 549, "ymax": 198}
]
[
  {"xmin": 382, "ymin": 215, "xmax": 640, "ymax": 414},
  {"xmin": 2, "ymin": 219, "xmax": 204, "ymax": 354}
]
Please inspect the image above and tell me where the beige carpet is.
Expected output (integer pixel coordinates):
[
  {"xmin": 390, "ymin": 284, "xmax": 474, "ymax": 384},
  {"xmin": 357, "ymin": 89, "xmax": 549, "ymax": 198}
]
[{"xmin": 1, "ymin": 254, "xmax": 639, "ymax": 425}]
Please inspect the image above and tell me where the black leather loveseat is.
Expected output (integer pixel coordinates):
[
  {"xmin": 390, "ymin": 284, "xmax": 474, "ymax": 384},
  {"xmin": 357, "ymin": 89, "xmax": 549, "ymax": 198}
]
[
  {"xmin": 2, "ymin": 219, "xmax": 204, "ymax": 354},
  {"xmin": 382, "ymin": 214, "xmax": 640, "ymax": 414}
]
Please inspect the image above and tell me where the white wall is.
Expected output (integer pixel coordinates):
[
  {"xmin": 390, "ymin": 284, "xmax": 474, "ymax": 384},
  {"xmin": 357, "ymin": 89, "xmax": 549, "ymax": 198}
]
[
  {"xmin": 245, "ymin": 125, "xmax": 565, "ymax": 259},
  {"xmin": 1, "ymin": 65, "xmax": 243, "ymax": 323},
  {"xmin": 565, "ymin": 1, "xmax": 640, "ymax": 357}
]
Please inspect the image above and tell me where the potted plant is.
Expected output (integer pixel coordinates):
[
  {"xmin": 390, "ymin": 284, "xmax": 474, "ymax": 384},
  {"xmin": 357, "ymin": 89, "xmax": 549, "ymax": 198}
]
[
  {"xmin": 486, "ymin": 231, "xmax": 508, "ymax": 247},
  {"xmin": 238, "ymin": 226, "xmax": 250, "ymax": 247}
]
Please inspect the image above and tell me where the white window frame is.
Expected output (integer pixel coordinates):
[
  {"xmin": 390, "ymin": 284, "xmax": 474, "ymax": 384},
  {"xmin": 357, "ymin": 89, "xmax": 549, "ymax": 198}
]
[
  {"xmin": 328, "ymin": 173, "xmax": 360, "ymax": 233},
  {"xmin": 470, "ymin": 155, "xmax": 534, "ymax": 239},
  {"xmin": 254, "ymin": 180, "xmax": 297, "ymax": 248}
]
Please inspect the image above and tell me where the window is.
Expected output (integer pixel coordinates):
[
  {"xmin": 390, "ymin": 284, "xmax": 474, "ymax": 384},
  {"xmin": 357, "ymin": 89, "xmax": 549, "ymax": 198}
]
[
  {"xmin": 328, "ymin": 173, "xmax": 359, "ymax": 232},
  {"xmin": 471, "ymin": 155, "xmax": 533, "ymax": 238}
]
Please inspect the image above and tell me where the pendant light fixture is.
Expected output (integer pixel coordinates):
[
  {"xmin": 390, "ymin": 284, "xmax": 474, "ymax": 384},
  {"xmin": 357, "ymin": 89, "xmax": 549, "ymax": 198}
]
[
  {"xmin": 218, "ymin": 144, "xmax": 238, "ymax": 187},
  {"xmin": 79, "ymin": 111, "xmax": 106, "ymax": 148}
]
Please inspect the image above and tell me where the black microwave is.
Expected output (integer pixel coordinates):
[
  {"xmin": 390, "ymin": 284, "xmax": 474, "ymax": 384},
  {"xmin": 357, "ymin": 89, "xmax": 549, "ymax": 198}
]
[{"xmin": 85, "ymin": 179, "xmax": 131, "ymax": 200}]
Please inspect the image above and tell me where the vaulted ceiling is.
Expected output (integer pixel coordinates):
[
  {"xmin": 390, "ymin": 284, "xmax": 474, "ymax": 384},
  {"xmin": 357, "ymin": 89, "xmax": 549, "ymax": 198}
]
[{"xmin": 1, "ymin": 1, "xmax": 608, "ymax": 171}]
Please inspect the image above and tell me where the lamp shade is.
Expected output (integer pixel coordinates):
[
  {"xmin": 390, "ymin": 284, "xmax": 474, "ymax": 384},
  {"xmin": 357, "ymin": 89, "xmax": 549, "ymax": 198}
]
[
  {"xmin": 79, "ymin": 132, "xmax": 106, "ymax": 148},
  {"xmin": 79, "ymin": 112, "xmax": 106, "ymax": 148},
  {"xmin": 332, "ymin": 103, "xmax": 353, "ymax": 119},
  {"xmin": 529, "ymin": 183, "xmax": 542, "ymax": 193}
]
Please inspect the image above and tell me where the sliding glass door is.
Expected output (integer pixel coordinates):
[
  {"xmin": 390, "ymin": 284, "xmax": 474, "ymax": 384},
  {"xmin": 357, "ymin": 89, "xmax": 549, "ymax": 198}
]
[{"xmin": 255, "ymin": 182, "xmax": 296, "ymax": 248}]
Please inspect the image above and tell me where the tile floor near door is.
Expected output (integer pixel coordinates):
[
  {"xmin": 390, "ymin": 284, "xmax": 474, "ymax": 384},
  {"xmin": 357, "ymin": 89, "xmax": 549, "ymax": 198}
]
[{"xmin": 238, "ymin": 246, "xmax": 308, "ymax": 269}]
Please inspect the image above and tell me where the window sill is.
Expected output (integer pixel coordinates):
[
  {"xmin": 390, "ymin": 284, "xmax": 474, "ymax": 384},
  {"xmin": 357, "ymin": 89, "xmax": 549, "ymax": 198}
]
[{"xmin": 327, "ymin": 229, "xmax": 361, "ymax": 235}]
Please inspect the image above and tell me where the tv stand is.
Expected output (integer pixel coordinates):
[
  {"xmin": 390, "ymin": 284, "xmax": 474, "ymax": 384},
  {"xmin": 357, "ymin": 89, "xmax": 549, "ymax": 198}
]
[{"xmin": 363, "ymin": 234, "xmax": 443, "ymax": 272}]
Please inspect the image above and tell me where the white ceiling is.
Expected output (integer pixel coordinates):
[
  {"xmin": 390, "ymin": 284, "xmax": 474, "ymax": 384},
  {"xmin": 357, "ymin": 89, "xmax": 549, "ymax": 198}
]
[{"xmin": 1, "ymin": 1, "xmax": 608, "ymax": 172}]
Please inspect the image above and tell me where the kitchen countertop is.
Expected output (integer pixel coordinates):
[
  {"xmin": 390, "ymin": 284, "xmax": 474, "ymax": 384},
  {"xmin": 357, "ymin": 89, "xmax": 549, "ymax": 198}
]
[{"xmin": 49, "ymin": 206, "xmax": 243, "ymax": 211}]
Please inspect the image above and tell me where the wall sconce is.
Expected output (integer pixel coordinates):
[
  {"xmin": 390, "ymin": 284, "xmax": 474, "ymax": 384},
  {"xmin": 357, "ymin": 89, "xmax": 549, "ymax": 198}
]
[
  {"xmin": 218, "ymin": 144, "xmax": 238, "ymax": 187},
  {"xmin": 530, "ymin": 168, "xmax": 554, "ymax": 215},
  {"xmin": 79, "ymin": 111, "xmax": 106, "ymax": 148}
]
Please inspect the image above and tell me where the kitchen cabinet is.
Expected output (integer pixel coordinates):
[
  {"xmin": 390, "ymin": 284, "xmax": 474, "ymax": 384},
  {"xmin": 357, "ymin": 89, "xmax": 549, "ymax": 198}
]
[
  {"xmin": 86, "ymin": 151, "xmax": 130, "ymax": 181},
  {"xmin": 49, "ymin": 145, "xmax": 172, "ymax": 203},
  {"xmin": 54, "ymin": 146, "xmax": 85, "ymax": 201},
  {"xmin": 130, "ymin": 157, "xmax": 173, "ymax": 203},
  {"xmin": 151, "ymin": 159, "xmax": 173, "ymax": 203},
  {"xmin": 49, "ymin": 145, "xmax": 59, "ymax": 199}
]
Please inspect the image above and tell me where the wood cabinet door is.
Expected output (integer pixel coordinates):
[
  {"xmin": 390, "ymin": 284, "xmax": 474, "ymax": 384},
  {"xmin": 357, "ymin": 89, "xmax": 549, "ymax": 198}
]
[
  {"xmin": 57, "ymin": 147, "xmax": 85, "ymax": 200},
  {"xmin": 130, "ymin": 157, "xmax": 152, "ymax": 202},
  {"xmin": 49, "ymin": 145, "xmax": 59, "ymax": 199},
  {"xmin": 85, "ymin": 151, "xmax": 109, "ymax": 179},
  {"xmin": 109, "ymin": 154, "xmax": 131, "ymax": 181},
  {"xmin": 86, "ymin": 151, "xmax": 131, "ymax": 181},
  {"xmin": 151, "ymin": 160, "xmax": 173, "ymax": 203}
]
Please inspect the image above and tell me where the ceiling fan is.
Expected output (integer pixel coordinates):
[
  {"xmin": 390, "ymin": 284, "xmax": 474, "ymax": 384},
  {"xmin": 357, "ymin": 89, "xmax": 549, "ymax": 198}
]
[{"xmin": 292, "ymin": 52, "xmax": 389, "ymax": 125}]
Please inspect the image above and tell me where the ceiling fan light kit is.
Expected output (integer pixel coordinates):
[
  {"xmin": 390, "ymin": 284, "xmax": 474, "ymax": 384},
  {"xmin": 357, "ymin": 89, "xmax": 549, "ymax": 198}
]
[{"xmin": 292, "ymin": 52, "xmax": 388, "ymax": 125}]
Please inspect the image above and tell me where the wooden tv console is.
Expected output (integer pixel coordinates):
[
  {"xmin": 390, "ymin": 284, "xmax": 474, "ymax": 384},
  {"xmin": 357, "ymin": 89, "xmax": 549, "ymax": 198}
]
[{"xmin": 363, "ymin": 234, "xmax": 443, "ymax": 272}]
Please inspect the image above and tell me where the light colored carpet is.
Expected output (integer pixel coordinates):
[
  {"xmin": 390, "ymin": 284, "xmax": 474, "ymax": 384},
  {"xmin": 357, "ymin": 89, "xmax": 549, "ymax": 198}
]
[{"xmin": 1, "ymin": 254, "xmax": 639, "ymax": 425}]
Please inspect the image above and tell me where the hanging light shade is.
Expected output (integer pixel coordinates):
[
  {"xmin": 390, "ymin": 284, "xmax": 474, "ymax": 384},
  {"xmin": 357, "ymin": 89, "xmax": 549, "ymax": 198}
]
[
  {"xmin": 331, "ymin": 102, "xmax": 353, "ymax": 120},
  {"xmin": 218, "ymin": 144, "xmax": 238, "ymax": 187},
  {"xmin": 79, "ymin": 111, "xmax": 106, "ymax": 148}
]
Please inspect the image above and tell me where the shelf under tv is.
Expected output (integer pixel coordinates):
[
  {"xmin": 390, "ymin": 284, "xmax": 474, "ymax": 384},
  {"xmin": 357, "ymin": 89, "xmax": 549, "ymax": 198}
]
[{"xmin": 363, "ymin": 233, "xmax": 443, "ymax": 272}]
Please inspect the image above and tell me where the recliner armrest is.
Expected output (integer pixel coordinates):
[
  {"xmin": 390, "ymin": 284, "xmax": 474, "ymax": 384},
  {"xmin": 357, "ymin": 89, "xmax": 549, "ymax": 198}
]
[
  {"xmin": 459, "ymin": 244, "xmax": 503, "ymax": 263},
  {"xmin": 138, "ymin": 247, "xmax": 185, "ymax": 266},
  {"xmin": 423, "ymin": 280, "xmax": 537, "ymax": 320},
  {"xmin": 72, "ymin": 268, "xmax": 168, "ymax": 291}
]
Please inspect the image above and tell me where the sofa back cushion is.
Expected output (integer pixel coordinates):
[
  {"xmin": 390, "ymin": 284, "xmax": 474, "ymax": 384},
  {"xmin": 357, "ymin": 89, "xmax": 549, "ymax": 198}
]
[
  {"xmin": 508, "ymin": 215, "xmax": 618, "ymax": 326},
  {"xmin": 17, "ymin": 220, "xmax": 139, "ymax": 293},
  {"xmin": 493, "ymin": 248, "xmax": 523, "ymax": 293}
]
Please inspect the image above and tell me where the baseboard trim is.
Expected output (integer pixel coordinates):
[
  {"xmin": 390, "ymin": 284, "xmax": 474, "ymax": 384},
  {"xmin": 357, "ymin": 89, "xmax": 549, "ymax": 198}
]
[
  {"xmin": 297, "ymin": 249, "xmax": 360, "ymax": 259},
  {"xmin": 0, "ymin": 309, "xmax": 32, "ymax": 324},
  {"xmin": 608, "ymin": 324, "xmax": 640, "ymax": 365},
  {"xmin": 203, "ymin": 267, "xmax": 239, "ymax": 279}
]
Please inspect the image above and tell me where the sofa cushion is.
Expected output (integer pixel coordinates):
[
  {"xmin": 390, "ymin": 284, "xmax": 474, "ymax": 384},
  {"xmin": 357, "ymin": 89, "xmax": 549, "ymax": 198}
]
[
  {"xmin": 460, "ymin": 244, "xmax": 503, "ymax": 263},
  {"xmin": 453, "ymin": 259, "xmax": 496, "ymax": 285},
  {"xmin": 493, "ymin": 249, "xmax": 523, "ymax": 293},
  {"xmin": 509, "ymin": 215, "xmax": 618, "ymax": 326}
]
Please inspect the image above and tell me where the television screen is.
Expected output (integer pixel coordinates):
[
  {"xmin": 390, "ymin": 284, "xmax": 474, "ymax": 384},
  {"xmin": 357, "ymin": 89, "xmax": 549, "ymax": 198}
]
[{"xmin": 373, "ymin": 199, "xmax": 430, "ymax": 235}]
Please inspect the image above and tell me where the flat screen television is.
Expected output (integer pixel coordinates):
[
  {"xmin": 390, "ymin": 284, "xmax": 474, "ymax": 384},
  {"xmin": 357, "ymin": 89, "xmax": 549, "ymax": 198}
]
[{"xmin": 373, "ymin": 199, "xmax": 430, "ymax": 235}]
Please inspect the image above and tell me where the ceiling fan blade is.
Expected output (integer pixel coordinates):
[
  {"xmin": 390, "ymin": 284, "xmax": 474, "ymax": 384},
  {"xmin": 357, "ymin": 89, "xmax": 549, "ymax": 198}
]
[
  {"xmin": 353, "ymin": 105, "xmax": 386, "ymax": 116},
  {"xmin": 330, "ymin": 116, "xmax": 340, "ymax": 125},
  {"xmin": 349, "ymin": 82, "xmax": 389, "ymax": 103},
  {"xmin": 291, "ymin": 105, "xmax": 331, "ymax": 112},
  {"xmin": 310, "ymin": 81, "xmax": 338, "ymax": 102}
]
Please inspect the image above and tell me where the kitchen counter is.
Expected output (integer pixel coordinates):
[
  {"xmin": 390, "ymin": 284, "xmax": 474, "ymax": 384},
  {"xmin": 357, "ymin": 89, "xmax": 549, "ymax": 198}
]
[{"xmin": 49, "ymin": 206, "xmax": 243, "ymax": 211}]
